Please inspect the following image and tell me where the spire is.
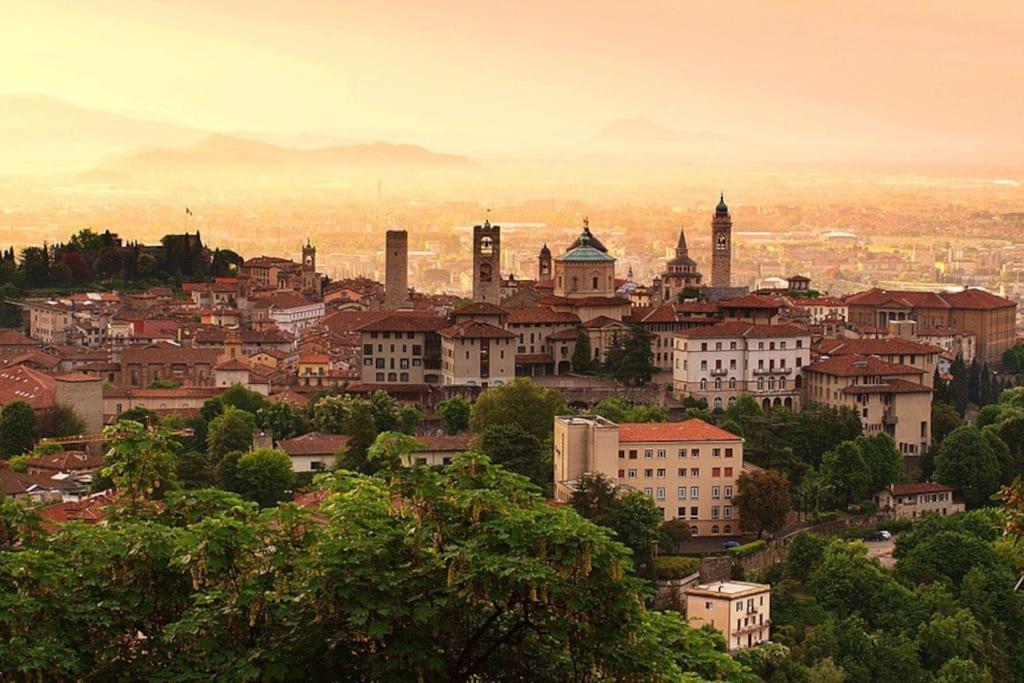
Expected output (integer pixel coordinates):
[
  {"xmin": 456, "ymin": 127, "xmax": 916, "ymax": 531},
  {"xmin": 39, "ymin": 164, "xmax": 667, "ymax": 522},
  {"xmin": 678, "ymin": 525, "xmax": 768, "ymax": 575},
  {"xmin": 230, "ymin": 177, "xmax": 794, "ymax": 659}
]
[
  {"xmin": 716, "ymin": 193, "xmax": 729, "ymax": 214},
  {"xmin": 676, "ymin": 226, "xmax": 689, "ymax": 255}
]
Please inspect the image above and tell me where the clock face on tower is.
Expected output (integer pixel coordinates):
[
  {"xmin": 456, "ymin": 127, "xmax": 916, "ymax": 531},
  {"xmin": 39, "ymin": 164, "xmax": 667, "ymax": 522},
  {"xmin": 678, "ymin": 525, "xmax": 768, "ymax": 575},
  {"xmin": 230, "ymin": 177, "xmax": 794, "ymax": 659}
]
[
  {"xmin": 305, "ymin": 256, "xmax": 313, "ymax": 266},
  {"xmin": 716, "ymin": 233, "xmax": 728, "ymax": 251}
]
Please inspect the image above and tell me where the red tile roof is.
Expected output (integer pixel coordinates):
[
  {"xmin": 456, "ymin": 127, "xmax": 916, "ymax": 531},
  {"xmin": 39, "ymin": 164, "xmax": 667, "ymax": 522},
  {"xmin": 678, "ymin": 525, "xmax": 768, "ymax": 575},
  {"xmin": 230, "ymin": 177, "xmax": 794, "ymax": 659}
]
[
  {"xmin": 815, "ymin": 337, "xmax": 940, "ymax": 356},
  {"xmin": 548, "ymin": 327, "xmax": 581, "ymax": 340},
  {"xmin": 617, "ymin": 418, "xmax": 742, "ymax": 443},
  {"xmin": 505, "ymin": 307, "xmax": 580, "ymax": 324},
  {"xmin": 805, "ymin": 354, "xmax": 922, "ymax": 377},
  {"xmin": 719, "ymin": 294, "xmax": 785, "ymax": 309},
  {"xmin": 888, "ymin": 482, "xmax": 954, "ymax": 496},
  {"xmin": 582, "ymin": 315, "xmax": 628, "ymax": 329},
  {"xmin": 455, "ymin": 302, "xmax": 508, "ymax": 315},
  {"xmin": 215, "ymin": 359, "xmax": 250, "ymax": 371},
  {"xmin": 840, "ymin": 379, "xmax": 933, "ymax": 395},
  {"xmin": 415, "ymin": 433, "xmax": 473, "ymax": 452},
  {"xmin": 0, "ymin": 330, "xmax": 39, "ymax": 347},
  {"xmin": 298, "ymin": 353, "xmax": 331, "ymax": 364},
  {"xmin": 941, "ymin": 288, "xmax": 1016, "ymax": 310},
  {"xmin": 0, "ymin": 364, "xmax": 55, "ymax": 410},
  {"xmin": 277, "ymin": 431, "xmax": 350, "ymax": 456},
  {"xmin": 439, "ymin": 321, "xmax": 516, "ymax": 339},
  {"xmin": 515, "ymin": 353, "xmax": 554, "ymax": 363},
  {"xmin": 844, "ymin": 288, "xmax": 950, "ymax": 309},
  {"xmin": 40, "ymin": 491, "xmax": 116, "ymax": 524},
  {"xmin": 26, "ymin": 450, "xmax": 104, "ymax": 472},
  {"xmin": 356, "ymin": 314, "xmax": 449, "ymax": 333}
]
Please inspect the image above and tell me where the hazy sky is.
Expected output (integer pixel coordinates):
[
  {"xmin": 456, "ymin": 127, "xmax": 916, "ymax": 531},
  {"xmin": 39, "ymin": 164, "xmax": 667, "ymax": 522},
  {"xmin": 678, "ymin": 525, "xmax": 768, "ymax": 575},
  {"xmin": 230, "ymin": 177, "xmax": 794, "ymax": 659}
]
[{"xmin": 4, "ymin": 0, "xmax": 1023, "ymax": 163}]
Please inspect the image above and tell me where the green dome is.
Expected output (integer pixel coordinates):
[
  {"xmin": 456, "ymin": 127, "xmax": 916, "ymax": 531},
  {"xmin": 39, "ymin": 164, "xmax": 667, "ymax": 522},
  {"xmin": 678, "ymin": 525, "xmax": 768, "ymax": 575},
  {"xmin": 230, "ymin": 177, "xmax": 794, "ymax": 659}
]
[
  {"xmin": 556, "ymin": 245, "xmax": 615, "ymax": 262},
  {"xmin": 716, "ymin": 193, "xmax": 728, "ymax": 213}
]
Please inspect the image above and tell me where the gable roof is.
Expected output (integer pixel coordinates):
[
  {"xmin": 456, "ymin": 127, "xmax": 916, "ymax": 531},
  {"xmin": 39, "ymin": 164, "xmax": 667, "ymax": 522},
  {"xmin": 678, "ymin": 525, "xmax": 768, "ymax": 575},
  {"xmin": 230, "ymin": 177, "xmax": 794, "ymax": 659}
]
[
  {"xmin": 440, "ymin": 321, "xmax": 516, "ymax": 339},
  {"xmin": 0, "ymin": 364, "xmax": 56, "ymax": 410},
  {"xmin": 814, "ymin": 337, "xmax": 940, "ymax": 356},
  {"xmin": 356, "ymin": 314, "xmax": 448, "ymax": 333},
  {"xmin": 505, "ymin": 307, "xmax": 580, "ymax": 325},
  {"xmin": 805, "ymin": 354, "xmax": 923, "ymax": 377},
  {"xmin": 677, "ymin": 322, "xmax": 808, "ymax": 339},
  {"xmin": 276, "ymin": 431, "xmax": 350, "ymax": 456}
]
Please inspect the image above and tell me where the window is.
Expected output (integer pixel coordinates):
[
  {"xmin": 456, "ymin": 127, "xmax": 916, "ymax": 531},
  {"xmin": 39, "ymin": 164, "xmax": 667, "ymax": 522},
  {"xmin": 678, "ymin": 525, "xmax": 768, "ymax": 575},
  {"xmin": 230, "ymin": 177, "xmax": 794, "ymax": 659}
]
[
  {"xmin": 724, "ymin": 486, "xmax": 733, "ymax": 498},
  {"xmin": 657, "ymin": 449, "xmax": 666, "ymax": 459},
  {"xmin": 656, "ymin": 468, "xmax": 666, "ymax": 478},
  {"xmin": 643, "ymin": 487, "xmax": 653, "ymax": 496},
  {"xmin": 690, "ymin": 468, "xmax": 699, "ymax": 477},
  {"xmin": 628, "ymin": 469, "xmax": 637, "ymax": 479},
  {"xmin": 644, "ymin": 468, "xmax": 654, "ymax": 478},
  {"xmin": 712, "ymin": 486, "xmax": 721, "ymax": 499},
  {"xmin": 363, "ymin": 344, "xmax": 373, "ymax": 355},
  {"xmin": 712, "ymin": 467, "xmax": 721, "ymax": 477},
  {"xmin": 678, "ymin": 487, "xmax": 687, "ymax": 499},
  {"xmin": 629, "ymin": 449, "xmax": 638, "ymax": 459},
  {"xmin": 725, "ymin": 448, "xmax": 733, "ymax": 458},
  {"xmin": 645, "ymin": 449, "xmax": 654, "ymax": 459},
  {"xmin": 690, "ymin": 486, "xmax": 699, "ymax": 499},
  {"xmin": 690, "ymin": 507, "xmax": 699, "ymax": 519},
  {"xmin": 712, "ymin": 506, "xmax": 720, "ymax": 519},
  {"xmin": 678, "ymin": 448, "xmax": 686, "ymax": 458},
  {"xmin": 678, "ymin": 468, "xmax": 686, "ymax": 477},
  {"xmin": 724, "ymin": 467, "xmax": 733, "ymax": 477},
  {"xmin": 713, "ymin": 448, "xmax": 721, "ymax": 458},
  {"xmin": 618, "ymin": 469, "xmax": 625, "ymax": 478},
  {"xmin": 618, "ymin": 450, "xmax": 625, "ymax": 459},
  {"xmin": 656, "ymin": 487, "xmax": 665, "ymax": 500},
  {"xmin": 724, "ymin": 506, "xmax": 733, "ymax": 518},
  {"xmin": 690, "ymin": 448, "xmax": 700, "ymax": 458},
  {"xmin": 375, "ymin": 372, "xmax": 385, "ymax": 381}
]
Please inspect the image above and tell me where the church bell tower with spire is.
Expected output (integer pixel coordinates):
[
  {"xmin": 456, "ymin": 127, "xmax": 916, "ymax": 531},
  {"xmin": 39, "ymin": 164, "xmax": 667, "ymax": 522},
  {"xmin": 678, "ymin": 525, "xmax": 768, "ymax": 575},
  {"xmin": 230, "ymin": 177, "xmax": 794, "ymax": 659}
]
[{"xmin": 711, "ymin": 194, "xmax": 732, "ymax": 288}]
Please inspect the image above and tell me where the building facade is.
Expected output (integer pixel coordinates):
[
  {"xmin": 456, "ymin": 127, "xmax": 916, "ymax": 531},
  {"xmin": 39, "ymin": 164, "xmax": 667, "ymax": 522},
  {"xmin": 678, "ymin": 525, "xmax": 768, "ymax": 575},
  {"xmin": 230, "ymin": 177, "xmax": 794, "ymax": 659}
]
[
  {"xmin": 384, "ymin": 229, "xmax": 409, "ymax": 309},
  {"xmin": 685, "ymin": 581, "xmax": 771, "ymax": 652},
  {"xmin": 472, "ymin": 221, "xmax": 501, "ymax": 305},
  {"xmin": 554, "ymin": 416, "xmax": 745, "ymax": 536}
]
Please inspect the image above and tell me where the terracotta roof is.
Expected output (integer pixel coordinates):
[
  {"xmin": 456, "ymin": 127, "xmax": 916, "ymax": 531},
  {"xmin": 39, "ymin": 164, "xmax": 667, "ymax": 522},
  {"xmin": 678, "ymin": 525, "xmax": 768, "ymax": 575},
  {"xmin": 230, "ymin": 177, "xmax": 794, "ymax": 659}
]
[
  {"xmin": 505, "ymin": 307, "xmax": 580, "ymax": 324},
  {"xmin": 0, "ymin": 467, "xmax": 51, "ymax": 496},
  {"xmin": 122, "ymin": 342, "xmax": 221, "ymax": 365},
  {"xmin": 844, "ymin": 288, "xmax": 950, "ymax": 309},
  {"xmin": 617, "ymin": 418, "xmax": 742, "ymax": 443},
  {"xmin": 805, "ymin": 354, "xmax": 923, "ymax": 377},
  {"xmin": 252, "ymin": 292, "xmax": 317, "ymax": 310},
  {"xmin": 55, "ymin": 372, "xmax": 101, "ymax": 383},
  {"xmin": 629, "ymin": 303, "xmax": 677, "ymax": 324},
  {"xmin": 26, "ymin": 450, "xmax": 104, "ymax": 472},
  {"xmin": 888, "ymin": 482, "xmax": 954, "ymax": 496},
  {"xmin": 277, "ymin": 431, "xmax": 350, "ymax": 456},
  {"xmin": 814, "ymin": 337, "xmax": 940, "ymax": 356},
  {"xmin": 548, "ymin": 327, "xmax": 581, "ymax": 340},
  {"xmin": 582, "ymin": 315, "xmax": 628, "ymax": 330},
  {"xmin": 0, "ymin": 364, "xmax": 56, "ymax": 409},
  {"xmin": 791, "ymin": 296, "xmax": 846, "ymax": 307},
  {"xmin": 840, "ymin": 379, "xmax": 933, "ymax": 395},
  {"xmin": 269, "ymin": 389, "xmax": 311, "ymax": 405},
  {"xmin": 0, "ymin": 330, "xmax": 39, "ymax": 347},
  {"xmin": 104, "ymin": 386, "xmax": 221, "ymax": 399},
  {"xmin": 40, "ymin": 491, "xmax": 116, "ymax": 524},
  {"xmin": 0, "ymin": 350, "xmax": 62, "ymax": 370},
  {"xmin": 415, "ymin": 433, "xmax": 472, "ymax": 452},
  {"xmin": 941, "ymin": 288, "xmax": 1016, "ymax": 310},
  {"xmin": 356, "ymin": 314, "xmax": 448, "ymax": 333},
  {"xmin": 455, "ymin": 302, "xmax": 508, "ymax": 315},
  {"xmin": 299, "ymin": 353, "xmax": 330, "ymax": 364},
  {"xmin": 440, "ymin": 321, "xmax": 516, "ymax": 339},
  {"xmin": 515, "ymin": 353, "xmax": 554, "ymax": 363},
  {"xmin": 719, "ymin": 294, "xmax": 785, "ymax": 309},
  {"xmin": 537, "ymin": 295, "xmax": 631, "ymax": 308},
  {"xmin": 677, "ymin": 322, "xmax": 808, "ymax": 339},
  {"xmin": 215, "ymin": 359, "xmax": 250, "ymax": 371}
]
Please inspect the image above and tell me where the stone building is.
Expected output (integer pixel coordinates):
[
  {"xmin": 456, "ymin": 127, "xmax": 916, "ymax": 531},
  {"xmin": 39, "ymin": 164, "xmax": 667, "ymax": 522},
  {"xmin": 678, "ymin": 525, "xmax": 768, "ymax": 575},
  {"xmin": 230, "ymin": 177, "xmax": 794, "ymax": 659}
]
[
  {"xmin": 472, "ymin": 220, "xmax": 501, "ymax": 305},
  {"xmin": 660, "ymin": 226, "xmax": 702, "ymax": 302},
  {"xmin": 384, "ymin": 229, "xmax": 409, "ymax": 310},
  {"xmin": 710, "ymin": 194, "xmax": 732, "ymax": 288}
]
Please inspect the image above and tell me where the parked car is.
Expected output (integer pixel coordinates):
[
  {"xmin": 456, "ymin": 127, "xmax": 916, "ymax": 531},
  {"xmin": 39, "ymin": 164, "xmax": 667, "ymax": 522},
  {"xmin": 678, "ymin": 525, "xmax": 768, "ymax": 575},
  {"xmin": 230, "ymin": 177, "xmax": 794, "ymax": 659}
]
[
  {"xmin": 864, "ymin": 530, "xmax": 892, "ymax": 542},
  {"xmin": 721, "ymin": 540, "xmax": 740, "ymax": 550}
]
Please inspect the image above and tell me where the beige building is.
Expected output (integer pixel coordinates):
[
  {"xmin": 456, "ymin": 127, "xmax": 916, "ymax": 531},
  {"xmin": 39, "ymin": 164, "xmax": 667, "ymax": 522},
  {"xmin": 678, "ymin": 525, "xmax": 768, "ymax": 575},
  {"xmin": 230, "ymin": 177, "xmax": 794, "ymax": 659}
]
[
  {"xmin": 554, "ymin": 416, "xmax": 744, "ymax": 536},
  {"xmin": 357, "ymin": 315, "xmax": 446, "ymax": 386},
  {"xmin": 802, "ymin": 354, "xmax": 932, "ymax": 455},
  {"xmin": 506, "ymin": 306, "xmax": 581, "ymax": 376},
  {"xmin": 873, "ymin": 482, "xmax": 964, "ymax": 519},
  {"xmin": 686, "ymin": 581, "xmax": 771, "ymax": 652},
  {"xmin": 440, "ymin": 320, "xmax": 516, "ymax": 387},
  {"xmin": 813, "ymin": 337, "xmax": 939, "ymax": 387},
  {"xmin": 673, "ymin": 322, "xmax": 811, "ymax": 411}
]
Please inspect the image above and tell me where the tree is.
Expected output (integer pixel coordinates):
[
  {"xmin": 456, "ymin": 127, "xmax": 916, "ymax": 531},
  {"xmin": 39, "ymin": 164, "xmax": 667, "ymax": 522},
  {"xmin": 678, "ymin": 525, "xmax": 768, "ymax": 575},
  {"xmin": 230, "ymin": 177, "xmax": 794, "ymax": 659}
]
[
  {"xmin": 397, "ymin": 405, "xmax": 422, "ymax": 435},
  {"xmin": 234, "ymin": 448, "xmax": 296, "ymax": 508},
  {"xmin": 117, "ymin": 406, "xmax": 159, "ymax": 426},
  {"xmin": 0, "ymin": 452, "xmax": 753, "ymax": 680},
  {"xmin": 257, "ymin": 401, "xmax": 308, "ymax": 441},
  {"xmin": 474, "ymin": 423, "xmax": 548, "ymax": 488},
  {"xmin": 937, "ymin": 658, "xmax": 993, "ymax": 683},
  {"xmin": 949, "ymin": 356, "xmax": 969, "ymax": 415},
  {"xmin": 366, "ymin": 431, "xmax": 422, "ymax": 470},
  {"xmin": 220, "ymin": 383, "xmax": 268, "ymax": 416},
  {"xmin": 101, "ymin": 420, "xmax": 178, "ymax": 517},
  {"xmin": 39, "ymin": 403, "xmax": 86, "ymax": 439},
  {"xmin": 916, "ymin": 609, "xmax": 987, "ymax": 673},
  {"xmin": 571, "ymin": 329, "xmax": 594, "ymax": 373},
  {"xmin": 438, "ymin": 396, "xmax": 471, "ymax": 435},
  {"xmin": 604, "ymin": 324, "xmax": 657, "ymax": 386},
  {"xmin": 469, "ymin": 377, "xmax": 566, "ymax": 442},
  {"xmin": 206, "ymin": 407, "xmax": 256, "ymax": 460},
  {"xmin": 311, "ymin": 394, "xmax": 351, "ymax": 434},
  {"xmin": 820, "ymin": 441, "xmax": 871, "ymax": 506},
  {"xmin": 784, "ymin": 531, "xmax": 829, "ymax": 583},
  {"xmin": 934, "ymin": 425, "xmax": 1001, "ymax": 508},
  {"xmin": 0, "ymin": 400, "xmax": 37, "ymax": 456},
  {"xmin": 657, "ymin": 518, "xmax": 692, "ymax": 553},
  {"xmin": 592, "ymin": 397, "xmax": 668, "ymax": 423},
  {"xmin": 174, "ymin": 450, "xmax": 217, "ymax": 489},
  {"xmin": 933, "ymin": 401, "xmax": 965, "ymax": 444},
  {"xmin": 856, "ymin": 433, "xmax": 905, "ymax": 492},
  {"xmin": 733, "ymin": 469, "xmax": 791, "ymax": 538},
  {"xmin": 335, "ymin": 400, "xmax": 379, "ymax": 472}
]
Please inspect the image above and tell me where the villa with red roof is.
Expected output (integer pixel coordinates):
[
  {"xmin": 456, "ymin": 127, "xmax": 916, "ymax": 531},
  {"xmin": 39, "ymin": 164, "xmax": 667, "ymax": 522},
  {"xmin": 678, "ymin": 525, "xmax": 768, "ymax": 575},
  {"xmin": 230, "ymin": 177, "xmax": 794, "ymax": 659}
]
[{"xmin": 554, "ymin": 415, "xmax": 746, "ymax": 536}]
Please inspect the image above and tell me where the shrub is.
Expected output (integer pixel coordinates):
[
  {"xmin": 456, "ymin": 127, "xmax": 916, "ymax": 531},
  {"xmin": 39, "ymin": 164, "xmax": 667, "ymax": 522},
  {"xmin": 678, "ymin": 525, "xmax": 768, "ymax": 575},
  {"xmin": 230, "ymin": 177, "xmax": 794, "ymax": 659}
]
[
  {"xmin": 653, "ymin": 556, "xmax": 701, "ymax": 580},
  {"xmin": 729, "ymin": 539, "xmax": 767, "ymax": 557}
]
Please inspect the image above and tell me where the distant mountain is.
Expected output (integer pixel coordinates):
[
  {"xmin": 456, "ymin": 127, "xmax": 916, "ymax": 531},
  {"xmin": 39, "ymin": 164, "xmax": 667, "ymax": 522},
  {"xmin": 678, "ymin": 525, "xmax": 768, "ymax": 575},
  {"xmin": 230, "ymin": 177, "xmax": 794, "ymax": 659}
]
[
  {"xmin": 590, "ymin": 117, "xmax": 743, "ymax": 157},
  {"xmin": 0, "ymin": 94, "xmax": 206, "ymax": 174},
  {"xmin": 90, "ymin": 134, "xmax": 476, "ymax": 186}
]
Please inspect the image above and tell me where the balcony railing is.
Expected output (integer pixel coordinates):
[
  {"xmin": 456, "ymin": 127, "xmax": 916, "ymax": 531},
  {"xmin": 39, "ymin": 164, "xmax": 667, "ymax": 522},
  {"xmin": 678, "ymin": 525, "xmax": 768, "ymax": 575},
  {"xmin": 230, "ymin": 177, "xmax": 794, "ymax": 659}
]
[
  {"xmin": 710, "ymin": 368, "xmax": 728, "ymax": 376},
  {"xmin": 882, "ymin": 409, "xmax": 898, "ymax": 425},
  {"xmin": 753, "ymin": 367, "xmax": 793, "ymax": 375}
]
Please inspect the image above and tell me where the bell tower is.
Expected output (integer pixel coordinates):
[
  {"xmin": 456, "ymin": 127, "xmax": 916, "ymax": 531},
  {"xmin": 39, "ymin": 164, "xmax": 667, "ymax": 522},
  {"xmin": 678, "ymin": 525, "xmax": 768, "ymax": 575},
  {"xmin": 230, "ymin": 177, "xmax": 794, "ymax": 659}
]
[
  {"xmin": 538, "ymin": 243, "xmax": 552, "ymax": 281},
  {"xmin": 301, "ymin": 239, "xmax": 320, "ymax": 296},
  {"xmin": 711, "ymin": 194, "xmax": 732, "ymax": 287},
  {"xmin": 472, "ymin": 219, "xmax": 500, "ymax": 304}
]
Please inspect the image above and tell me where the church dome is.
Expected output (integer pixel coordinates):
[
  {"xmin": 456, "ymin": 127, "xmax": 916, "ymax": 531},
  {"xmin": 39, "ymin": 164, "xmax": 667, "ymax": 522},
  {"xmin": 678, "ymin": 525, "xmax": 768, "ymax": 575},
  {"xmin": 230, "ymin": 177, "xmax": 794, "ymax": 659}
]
[
  {"xmin": 716, "ymin": 193, "xmax": 729, "ymax": 214},
  {"xmin": 567, "ymin": 225, "xmax": 608, "ymax": 253}
]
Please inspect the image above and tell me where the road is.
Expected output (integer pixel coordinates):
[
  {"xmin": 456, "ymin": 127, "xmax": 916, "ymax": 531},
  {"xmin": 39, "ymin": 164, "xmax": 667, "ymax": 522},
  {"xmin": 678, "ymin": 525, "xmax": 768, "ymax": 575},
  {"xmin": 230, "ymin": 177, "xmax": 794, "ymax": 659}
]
[{"xmin": 865, "ymin": 538, "xmax": 896, "ymax": 569}]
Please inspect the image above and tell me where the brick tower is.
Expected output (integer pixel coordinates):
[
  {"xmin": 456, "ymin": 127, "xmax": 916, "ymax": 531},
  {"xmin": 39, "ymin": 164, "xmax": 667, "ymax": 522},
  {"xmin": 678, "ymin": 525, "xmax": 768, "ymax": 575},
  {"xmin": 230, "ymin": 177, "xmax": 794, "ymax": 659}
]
[
  {"xmin": 472, "ymin": 220, "xmax": 501, "ymax": 304},
  {"xmin": 384, "ymin": 229, "xmax": 409, "ymax": 309},
  {"xmin": 711, "ymin": 194, "xmax": 732, "ymax": 288},
  {"xmin": 538, "ymin": 243, "xmax": 552, "ymax": 281}
]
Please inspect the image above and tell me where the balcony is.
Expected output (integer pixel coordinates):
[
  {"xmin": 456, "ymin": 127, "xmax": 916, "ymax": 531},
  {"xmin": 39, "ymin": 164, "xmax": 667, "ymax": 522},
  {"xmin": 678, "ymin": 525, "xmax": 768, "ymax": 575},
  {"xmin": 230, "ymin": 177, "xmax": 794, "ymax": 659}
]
[
  {"xmin": 753, "ymin": 367, "xmax": 792, "ymax": 375},
  {"xmin": 710, "ymin": 368, "xmax": 728, "ymax": 376},
  {"xmin": 882, "ymin": 409, "xmax": 898, "ymax": 425}
]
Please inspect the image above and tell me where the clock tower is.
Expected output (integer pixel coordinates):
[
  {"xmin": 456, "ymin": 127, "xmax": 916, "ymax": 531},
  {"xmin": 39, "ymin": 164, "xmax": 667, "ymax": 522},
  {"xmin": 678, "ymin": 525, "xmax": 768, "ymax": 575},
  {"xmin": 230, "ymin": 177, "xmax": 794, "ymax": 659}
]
[
  {"xmin": 301, "ymin": 239, "xmax": 320, "ymax": 297},
  {"xmin": 710, "ymin": 194, "xmax": 732, "ymax": 288}
]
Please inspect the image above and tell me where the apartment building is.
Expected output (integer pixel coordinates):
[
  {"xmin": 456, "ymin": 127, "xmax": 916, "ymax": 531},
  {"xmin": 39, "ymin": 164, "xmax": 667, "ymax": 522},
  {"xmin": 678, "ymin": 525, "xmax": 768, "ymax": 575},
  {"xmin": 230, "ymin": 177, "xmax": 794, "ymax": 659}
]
[
  {"xmin": 250, "ymin": 293, "xmax": 325, "ymax": 336},
  {"xmin": 440, "ymin": 320, "xmax": 516, "ymax": 387},
  {"xmin": 554, "ymin": 415, "xmax": 744, "ymax": 536},
  {"xmin": 813, "ymin": 337, "xmax": 939, "ymax": 387},
  {"xmin": 873, "ymin": 482, "xmax": 964, "ymax": 520},
  {"xmin": 844, "ymin": 287, "xmax": 1016, "ymax": 363},
  {"xmin": 790, "ymin": 296, "xmax": 847, "ymax": 324},
  {"xmin": 505, "ymin": 306, "xmax": 580, "ymax": 376},
  {"xmin": 802, "ymin": 354, "xmax": 932, "ymax": 455},
  {"xmin": 357, "ymin": 314, "xmax": 446, "ymax": 385},
  {"xmin": 673, "ymin": 322, "xmax": 811, "ymax": 411},
  {"xmin": 685, "ymin": 581, "xmax": 771, "ymax": 652}
]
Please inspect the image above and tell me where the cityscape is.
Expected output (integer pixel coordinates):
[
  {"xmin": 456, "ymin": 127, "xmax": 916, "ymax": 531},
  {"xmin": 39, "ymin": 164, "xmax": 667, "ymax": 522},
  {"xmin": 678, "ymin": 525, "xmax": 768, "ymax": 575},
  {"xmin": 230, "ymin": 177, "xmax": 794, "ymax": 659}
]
[{"xmin": 1, "ymin": 2, "xmax": 1023, "ymax": 681}]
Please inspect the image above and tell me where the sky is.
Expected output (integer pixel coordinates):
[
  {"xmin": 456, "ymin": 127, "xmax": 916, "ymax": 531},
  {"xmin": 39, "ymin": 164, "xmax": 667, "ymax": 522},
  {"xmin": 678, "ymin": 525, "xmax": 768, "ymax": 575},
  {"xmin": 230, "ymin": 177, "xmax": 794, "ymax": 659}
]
[{"xmin": 3, "ymin": 0, "xmax": 1023, "ymax": 164}]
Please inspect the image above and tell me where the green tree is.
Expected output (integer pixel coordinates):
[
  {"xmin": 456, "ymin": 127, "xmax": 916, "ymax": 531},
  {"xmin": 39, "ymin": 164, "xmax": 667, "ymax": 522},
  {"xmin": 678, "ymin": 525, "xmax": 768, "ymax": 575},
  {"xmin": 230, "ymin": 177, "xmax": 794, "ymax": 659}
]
[
  {"xmin": 220, "ymin": 383, "xmax": 268, "ymax": 415},
  {"xmin": 397, "ymin": 404, "xmax": 422, "ymax": 435},
  {"xmin": 257, "ymin": 401, "xmax": 308, "ymax": 441},
  {"xmin": 101, "ymin": 420, "xmax": 178, "ymax": 517},
  {"xmin": 117, "ymin": 406, "xmax": 159, "ymax": 426},
  {"xmin": 949, "ymin": 356, "xmax": 969, "ymax": 415},
  {"xmin": 933, "ymin": 401, "xmax": 965, "ymax": 444},
  {"xmin": 937, "ymin": 658, "xmax": 993, "ymax": 683},
  {"xmin": 474, "ymin": 423, "xmax": 548, "ymax": 488},
  {"xmin": 174, "ymin": 450, "xmax": 218, "ymax": 489},
  {"xmin": 733, "ymin": 468, "xmax": 792, "ymax": 538},
  {"xmin": 0, "ymin": 400, "xmax": 37, "ymax": 456},
  {"xmin": 934, "ymin": 425, "xmax": 1001, "ymax": 508},
  {"xmin": 39, "ymin": 403, "xmax": 86, "ymax": 439},
  {"xmin": 437, "ymin": 396, "xmax": 471, "ymax": 434},
  {"xmin": 856, "ymin": 433, "xmax": 905, "ymax": 492},
  {"xmin": 784, "ymin": 531, "xmax": 830, "ymax": 583},
  {"xmin": 234, "ymin": 448, "xmax": 296, "ymax": 508},
  {"xmin": 592, "ymin": 397, "xmax": 668, "ymax": 423},
  {"xmin": 604, "ymin": 324, "xmax": 657, "ymax": 386},
  {"xmin": 571, "ymin": 329, "xmax": 594, "ymax": 373},
  {"xmin": 311, "ymin": 393, "xmax": 351, "ymax": 433},
  {"xmin": 206, "ymin": 407, "xmax": 257, "ymax": 460},
  {"xmin": 820, "ymin": 441, "xmax": 871, "ymax": 506},
  {"xmin": 916, "ymin": 609, "xmax": 987, "ymax": 673},
  {"xmin": 335, "ymin": 400, "xmax": 379, "ymax": 472},
  {"xmin": 366, "ymin": 431, "xmax": 422, "ymax": 470},
  {"xmin": 469, "ymin": 377, "xmax": 566, "ymax": 442}
]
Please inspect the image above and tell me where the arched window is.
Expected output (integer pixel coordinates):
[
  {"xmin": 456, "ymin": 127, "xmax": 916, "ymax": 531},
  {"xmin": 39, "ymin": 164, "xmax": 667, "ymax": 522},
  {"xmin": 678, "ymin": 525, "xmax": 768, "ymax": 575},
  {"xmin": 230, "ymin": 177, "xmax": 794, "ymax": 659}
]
[
  {"xmin": 711, "ymin": 525, "xmax": 720, "ymax": 535},
  {"xmin": 729, "ymin": 377, "xmax": 736, "ymax": 389},
  {"xmin": 728, "ymin": 396, "xmax": 737, "ymax": 407},
  {"xmin": 690, "ymin": 525, "xmax": 698, "ymax": 536},
  {"xmin": 713, "ymin": 397, "xmax": 722, "ymax": 409},
  {"xmin": 387, "ymin": 372, "xmax": 397, "ymax": 382},
  {"xmin": 769, "ymin": 378, "xmax": 775, "ymax": 390},
  {"xmin": 700, "ymin": 378, "xmax": 708, "ymax": 391},
  {"xmin": 795, "ymin": 375, "xmax": 802, "ymax": 389},
  {"xmin": 724, "ymin": 525, "xmax": 732, "ymax": 534},
  {"xmin": 757, "ymin": 378, "xmax": 764, "ymax": 391},
  {"xmin": 479, "ymin": 236, "xmax": 493, "ymax": 255},
  {"xmin": 714, "ymin": 377, "xmax": 722, "ymax": 390},
  {"xmin": 399, "ymin": 372, "xmax": 409, "ymax": 382},
  {"xmin": 479, "ymin": 262, "xmax": 493, "ymax": 283},
  {"xmin": 779, "ymin": 377, "xmax": 786, "ymax": 390}
]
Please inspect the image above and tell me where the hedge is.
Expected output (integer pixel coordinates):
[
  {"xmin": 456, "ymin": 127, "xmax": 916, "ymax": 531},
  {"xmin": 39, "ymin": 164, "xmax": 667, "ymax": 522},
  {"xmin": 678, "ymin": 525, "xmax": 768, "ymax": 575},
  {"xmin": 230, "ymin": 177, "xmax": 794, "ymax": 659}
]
[
  {"xmin": 728, "ymin": 540, "xmax": 767, "ymax": 557},
  {"xmin": 654, "ymin": 556, "xmax": 701, "ymax": 580}
]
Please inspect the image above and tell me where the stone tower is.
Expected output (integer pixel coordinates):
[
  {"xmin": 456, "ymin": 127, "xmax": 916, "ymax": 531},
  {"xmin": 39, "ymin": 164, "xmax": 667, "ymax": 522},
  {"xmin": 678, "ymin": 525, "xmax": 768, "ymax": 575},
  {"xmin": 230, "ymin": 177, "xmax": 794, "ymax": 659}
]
[
  {"xmin": 384, "ymin": 229, "xmax": 409, "ymax": 309},
  {"xmin": 301, "ymin": 240, "xmax": 320, "ymax": 297},
  {"xmin": 662, "ymin": 225, "xmax": 702, "ymax": 301},
  {"xmin": 538, "ymin": 243, "xmax": 552, "ymax": 281},
  {"xmin": 472, "ymin": 220, "xmax": 501, "ymax": 304},
  {"xmin": 711, "ymin": 194, "xmax": 732, "ymax": 287}
]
